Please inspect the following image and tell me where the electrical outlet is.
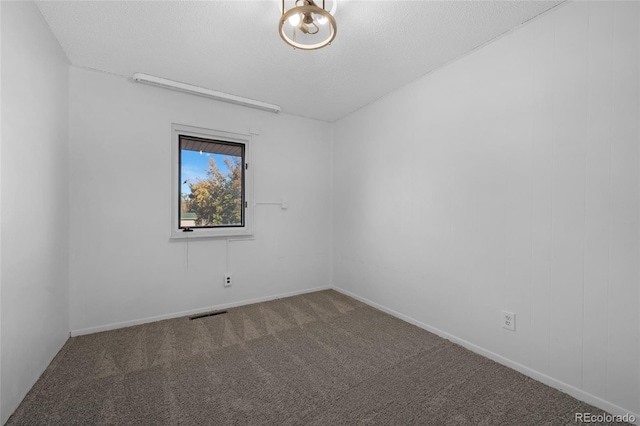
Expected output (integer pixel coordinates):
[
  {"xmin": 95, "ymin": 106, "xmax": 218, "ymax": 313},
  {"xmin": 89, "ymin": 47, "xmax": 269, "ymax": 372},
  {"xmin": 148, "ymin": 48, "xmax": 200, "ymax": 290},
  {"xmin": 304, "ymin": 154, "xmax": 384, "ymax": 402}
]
[
  {"xmin": 224, "ymin": 274, "xmax": 232, "ymax": 287},
  {"xmin": 502, "ymin": 311, "xmax": 515, "ymax": 331}
]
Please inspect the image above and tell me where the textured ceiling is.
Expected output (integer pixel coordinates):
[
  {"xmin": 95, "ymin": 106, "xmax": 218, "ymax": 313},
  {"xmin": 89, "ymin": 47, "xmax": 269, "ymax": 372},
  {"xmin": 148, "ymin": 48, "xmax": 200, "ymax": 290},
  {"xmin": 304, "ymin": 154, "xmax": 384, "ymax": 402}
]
[{"xmin": 35, "ymin": 0, "xmax": 563, "ymax": 122}]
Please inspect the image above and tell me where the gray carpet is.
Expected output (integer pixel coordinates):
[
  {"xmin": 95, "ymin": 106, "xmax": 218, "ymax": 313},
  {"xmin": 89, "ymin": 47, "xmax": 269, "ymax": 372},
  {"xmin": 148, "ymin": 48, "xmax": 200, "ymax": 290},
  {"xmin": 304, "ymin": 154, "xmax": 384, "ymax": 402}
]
[{"xmin": 6, "ymin": 290, "xmax": 629, "ymax": 425}]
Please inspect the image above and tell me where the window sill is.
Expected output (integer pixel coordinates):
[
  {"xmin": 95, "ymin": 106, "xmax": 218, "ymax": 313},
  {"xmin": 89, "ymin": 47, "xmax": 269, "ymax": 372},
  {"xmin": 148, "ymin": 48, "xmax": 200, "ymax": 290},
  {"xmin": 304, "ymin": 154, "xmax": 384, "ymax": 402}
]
[{"xmin": 170, "ymin": 228, "xmax": 253, "ymax": 240}]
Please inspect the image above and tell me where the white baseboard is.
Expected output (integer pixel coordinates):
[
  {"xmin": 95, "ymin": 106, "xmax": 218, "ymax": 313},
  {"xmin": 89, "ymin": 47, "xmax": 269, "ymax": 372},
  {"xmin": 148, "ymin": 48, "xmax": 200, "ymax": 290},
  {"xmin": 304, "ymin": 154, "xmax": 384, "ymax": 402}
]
[
  {"xmin": 332, "ymin": 286, "xmax": 640, "ymax": 425},
  {"xmin": 70, "ymin": 285, "xmax": 331, "ymax": 337}
]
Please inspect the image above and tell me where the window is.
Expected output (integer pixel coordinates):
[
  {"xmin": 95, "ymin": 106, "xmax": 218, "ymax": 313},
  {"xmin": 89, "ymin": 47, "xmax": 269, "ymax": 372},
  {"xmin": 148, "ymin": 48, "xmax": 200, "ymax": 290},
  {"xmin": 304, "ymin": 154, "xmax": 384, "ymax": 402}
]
[{"xmin": 171, "ymin": 124, "xmax": 253, "ymax": 238}]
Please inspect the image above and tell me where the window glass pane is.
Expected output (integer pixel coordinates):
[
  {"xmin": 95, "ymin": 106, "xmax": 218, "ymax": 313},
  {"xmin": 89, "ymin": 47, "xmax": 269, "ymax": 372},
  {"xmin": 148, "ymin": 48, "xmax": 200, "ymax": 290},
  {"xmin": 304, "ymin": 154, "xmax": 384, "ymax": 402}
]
[{"xmin": 179, "ymin": 136, "xmax": 244, "ymax": 228}]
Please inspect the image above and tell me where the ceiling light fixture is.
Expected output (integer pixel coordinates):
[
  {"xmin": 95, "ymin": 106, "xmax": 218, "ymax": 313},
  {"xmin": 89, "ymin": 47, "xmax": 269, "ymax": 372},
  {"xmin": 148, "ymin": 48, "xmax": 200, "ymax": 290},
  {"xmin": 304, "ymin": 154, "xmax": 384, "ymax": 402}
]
[
  {"xmin": 279, "ymin": 0, "xmax": 337, "ymax": 50},
  {"xmin": 132, "ymin": 73, "xmax": 281, "ymax": 113}
]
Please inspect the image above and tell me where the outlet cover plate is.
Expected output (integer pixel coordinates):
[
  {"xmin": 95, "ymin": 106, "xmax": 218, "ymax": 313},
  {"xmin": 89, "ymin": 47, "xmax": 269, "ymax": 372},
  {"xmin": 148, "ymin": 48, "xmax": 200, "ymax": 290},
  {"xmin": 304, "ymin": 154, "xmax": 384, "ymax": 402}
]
[{"xmin": 502, "ymin": 311, "xmax": 515, "ymax": 331}]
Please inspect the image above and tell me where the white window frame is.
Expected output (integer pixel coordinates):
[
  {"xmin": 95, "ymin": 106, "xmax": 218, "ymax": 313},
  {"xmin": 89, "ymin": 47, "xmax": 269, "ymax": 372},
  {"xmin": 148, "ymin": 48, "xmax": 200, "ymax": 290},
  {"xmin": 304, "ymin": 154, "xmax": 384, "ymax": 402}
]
[{"xmin": 171, "ymin": 123, "xmax": 253, "ymax": 239}]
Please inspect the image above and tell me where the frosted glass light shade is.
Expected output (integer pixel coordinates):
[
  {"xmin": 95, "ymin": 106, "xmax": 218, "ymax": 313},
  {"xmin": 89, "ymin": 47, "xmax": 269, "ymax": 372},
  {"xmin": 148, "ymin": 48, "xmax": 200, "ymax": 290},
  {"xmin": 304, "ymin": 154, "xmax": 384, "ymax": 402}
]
[{"xmin": 279, "ymin": 0, "xmax": 337, "ymax": 50}]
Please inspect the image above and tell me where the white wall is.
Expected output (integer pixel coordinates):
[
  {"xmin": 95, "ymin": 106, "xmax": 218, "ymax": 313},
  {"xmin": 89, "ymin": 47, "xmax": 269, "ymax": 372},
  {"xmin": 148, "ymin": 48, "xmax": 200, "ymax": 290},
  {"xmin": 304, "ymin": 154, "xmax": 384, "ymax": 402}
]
[
  {"xmin": 0, "ymin": 4, "xmax": 3, "ymax": 423},
  {"xmin": 333, "ymin": 1, "xmax": 639, "ymax": 418},
  {"xmin": 0, "ymin": 2, "xmax": 70, "ymax": 424},
  {"xmin": 68, "ymin": 67, "xmax": 332, "ymax": 334}
]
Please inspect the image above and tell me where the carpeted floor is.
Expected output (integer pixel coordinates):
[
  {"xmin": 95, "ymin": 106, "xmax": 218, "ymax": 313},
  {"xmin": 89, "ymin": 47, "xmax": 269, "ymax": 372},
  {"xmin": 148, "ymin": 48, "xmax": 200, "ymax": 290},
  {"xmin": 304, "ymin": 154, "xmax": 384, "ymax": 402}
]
[{"xmin": 6, "ymin": 290, "xmax": 629, "ymax": 425}]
